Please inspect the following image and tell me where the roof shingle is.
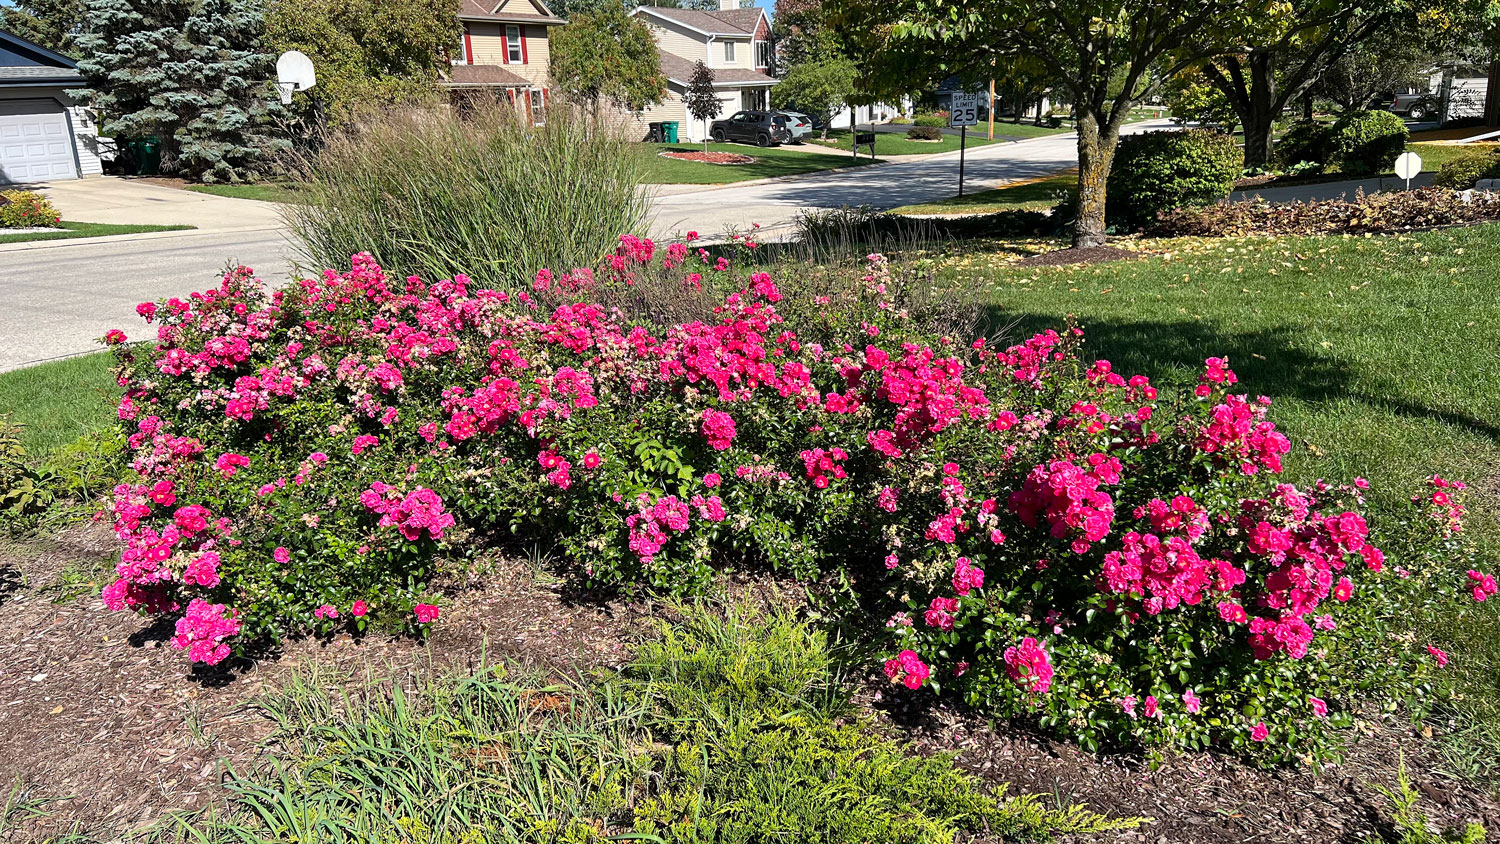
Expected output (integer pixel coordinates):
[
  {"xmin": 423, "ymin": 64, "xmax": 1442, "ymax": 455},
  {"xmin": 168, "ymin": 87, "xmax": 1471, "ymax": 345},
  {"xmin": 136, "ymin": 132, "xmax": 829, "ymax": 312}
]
[
  {"xmin": 638, "ymin": 5, "xmax": 759, "ymax": 35},
  {"xmin": 441, "ymin": 64, "xmax": 531, "ymax": 86},
  {"xmin": 656, "ymin": 50, "xmax": 774, "ymax": 86}
]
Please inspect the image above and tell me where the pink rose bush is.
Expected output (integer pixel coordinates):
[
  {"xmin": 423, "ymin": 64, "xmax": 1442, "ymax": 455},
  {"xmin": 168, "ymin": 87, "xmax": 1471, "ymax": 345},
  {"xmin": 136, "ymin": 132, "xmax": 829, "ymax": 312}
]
[{"xmin": 99, "ymin": 236, "xmax": 1479, "ymax": 763}]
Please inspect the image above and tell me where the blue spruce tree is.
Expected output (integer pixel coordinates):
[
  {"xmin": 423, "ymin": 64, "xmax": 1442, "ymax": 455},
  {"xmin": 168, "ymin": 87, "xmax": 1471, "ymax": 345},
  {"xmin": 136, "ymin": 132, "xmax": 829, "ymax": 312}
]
[
  {"xmin": 174, "ymin": 0, "xmax": 287, "ymax": 182},
  {"xmin": 70, "ymin": 0, "xmax": 194, "ymax": 144}
]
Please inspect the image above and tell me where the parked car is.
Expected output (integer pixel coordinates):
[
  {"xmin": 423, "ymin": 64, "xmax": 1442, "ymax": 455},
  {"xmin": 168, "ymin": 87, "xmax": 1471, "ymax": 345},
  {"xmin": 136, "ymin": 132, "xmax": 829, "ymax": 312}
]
[
  {"xmin": 1368, "ymin": 91, "xmax": 1442, "ymax": 121},
  {"xmin": 776, "ymin": 111, "xmax": 814, "ymax": 142},
  {"xmin": 709, "ymin": 111, "xmax": 793, "ymax": 147}
]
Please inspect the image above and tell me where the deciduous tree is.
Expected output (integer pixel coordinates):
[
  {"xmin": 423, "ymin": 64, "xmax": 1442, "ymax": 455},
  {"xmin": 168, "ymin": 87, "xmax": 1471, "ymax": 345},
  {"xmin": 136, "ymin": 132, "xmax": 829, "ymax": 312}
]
[
  {"xmin": 550, "ymin": 5, "xmax": 666, "ymax": 114},
  {"xmin": 264, "ymin": 0, "xmax": 461, "ymax": 126},
  {"xmin": 840, "ymin": 0, "xmax": 1255, "ymax": 248},
  {"xmin": 684, "ymin": 60, "xmax": 721, "ymax": 150}
]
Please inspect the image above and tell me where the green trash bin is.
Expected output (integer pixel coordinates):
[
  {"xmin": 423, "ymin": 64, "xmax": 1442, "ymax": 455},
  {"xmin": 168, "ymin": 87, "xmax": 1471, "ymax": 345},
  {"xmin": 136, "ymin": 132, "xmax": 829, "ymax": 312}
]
[
  {"xmin": 135, "ymin": 137, "xmax": 162, "ymax": 176},
  {"xmin": 662, "ymin": 121, "xmax": 679, "ymax": 144}
]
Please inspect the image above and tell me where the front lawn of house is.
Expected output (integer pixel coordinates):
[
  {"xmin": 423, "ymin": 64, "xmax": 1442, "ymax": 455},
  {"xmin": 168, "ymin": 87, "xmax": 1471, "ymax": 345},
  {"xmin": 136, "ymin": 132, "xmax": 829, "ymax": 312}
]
[
  {"xmin": 185, "ymin": 182, "xmax": 310, "ymax": 203},
  {"xmin": 638, "ymin": 142, "xmax": 879, "ymax": 184},
  {"xmin": 0, "ymin": 352, "xmax": 116, "ymax": 458},
  {"xmin": 0, "ymin": 221, "xmax": 193, "ymax": 244}
]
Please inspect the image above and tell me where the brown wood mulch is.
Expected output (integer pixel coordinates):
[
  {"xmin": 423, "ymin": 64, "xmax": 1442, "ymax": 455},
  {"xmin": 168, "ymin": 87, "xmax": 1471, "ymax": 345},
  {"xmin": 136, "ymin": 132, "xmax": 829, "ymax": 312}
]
[
  {"xmin": 1, "ymin": 523, "xmax": 1497, "ymax": 843},
  {"xmin": 1018, "ymin": 245, "xmax": 1141, "ymax": 267}
]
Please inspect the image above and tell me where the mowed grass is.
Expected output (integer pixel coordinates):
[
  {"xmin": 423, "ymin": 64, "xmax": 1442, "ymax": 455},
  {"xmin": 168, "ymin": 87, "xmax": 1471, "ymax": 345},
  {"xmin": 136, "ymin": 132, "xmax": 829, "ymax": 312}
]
[
  {"xmin": 0, "ymin": 221, "xmax": 192, "ymax": 244},
  {"xmin": 638, "ymin": 142, "xmax": 877, "ymax": 184},
  {"xmin": 186, "ymin": 182, "xmax": 310, "ymax": 203},
  {"xmin": 890, "ymin": 172, "xmax": 1076, "ymax": 215},
  {"xmin": 0, "ymin": 352, "xmax": 117, "ymax": 457},
  {"xmin": 944, "ymin": 224, "xmax": 1500, "ymax": 774},
  {"xmin": 805, "ymin": 128, "xmax": 1004, "ymax": 156}
]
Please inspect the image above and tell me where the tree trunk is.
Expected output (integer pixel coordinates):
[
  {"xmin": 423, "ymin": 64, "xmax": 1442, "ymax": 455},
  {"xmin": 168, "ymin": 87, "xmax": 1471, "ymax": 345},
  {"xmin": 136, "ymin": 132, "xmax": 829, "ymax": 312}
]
[
  {"xmin": 1241, "ymin": 53, "xmax": 1277, "ymax": 169},
  {"xmin": 1073, "ymin": 110, "xmax": 1117, "ymax": 249},
  {"xmin": 1303, "ymin": 96, "xmax": 1313, "ymax": 121}
]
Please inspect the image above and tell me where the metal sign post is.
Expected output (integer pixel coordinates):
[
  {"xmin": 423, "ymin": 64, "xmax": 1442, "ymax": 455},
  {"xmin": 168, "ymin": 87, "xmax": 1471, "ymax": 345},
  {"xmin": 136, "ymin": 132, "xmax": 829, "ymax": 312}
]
[{"xmin": 950, "ymin": 92, "xmax": 981, "ymax": 197}]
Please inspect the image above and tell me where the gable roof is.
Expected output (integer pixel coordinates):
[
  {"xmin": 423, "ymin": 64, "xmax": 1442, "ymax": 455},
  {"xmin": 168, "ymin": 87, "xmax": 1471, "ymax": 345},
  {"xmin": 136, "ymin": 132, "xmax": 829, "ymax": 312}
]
[
  {"xmin": 656, "ymin": 50, "xmax": 775, "ymax": 87},
  {"xmin": 0, "ymin": 29, "xmax": 84, "ymax": 85},
  {"xmin": 634, "ymin": 5, "xmax": 766, "ymax": 37},
  {"xmin": 0, "ymin": 28, "xmax": 81, "ymax": 69},
  {"xmin": 458, "ymin": 0, "xmax": 565, "ymax": 25}
]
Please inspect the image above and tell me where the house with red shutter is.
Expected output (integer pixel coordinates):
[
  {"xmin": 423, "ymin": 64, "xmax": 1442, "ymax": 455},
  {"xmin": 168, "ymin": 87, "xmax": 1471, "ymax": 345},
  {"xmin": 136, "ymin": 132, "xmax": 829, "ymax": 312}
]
[
  {"xmin": 441, "ymin": 0, "xmax": 566, "ymax": 124},
  {"xmin": 628, "ymin": 0, "xmax": 776, "ymax": 142}
]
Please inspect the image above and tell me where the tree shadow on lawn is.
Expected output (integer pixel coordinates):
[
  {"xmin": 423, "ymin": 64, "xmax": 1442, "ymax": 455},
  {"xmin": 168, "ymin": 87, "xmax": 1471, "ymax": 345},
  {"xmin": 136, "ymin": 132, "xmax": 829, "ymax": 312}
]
[{"xmin": 984, "ymin": 309, "xmax": 1500, "ymax": 444}]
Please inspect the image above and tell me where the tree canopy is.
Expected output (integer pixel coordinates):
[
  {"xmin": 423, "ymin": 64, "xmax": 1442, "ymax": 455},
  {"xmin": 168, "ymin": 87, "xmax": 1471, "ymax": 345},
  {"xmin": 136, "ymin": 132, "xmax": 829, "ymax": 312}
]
[
  {"xmin": 839, "ymin": 0, "xmax": 1258, "ymax": 246},
  {"xmin": 264, "ymin": 0, "xmax": 461, "ymax": 126},
  {"xmin": 549, "ymin": 5, "xmax": 667, "ymax": 113},
  {"xmin": 0, "ymin": 0, "xmax": 85, "ymax": 53}
]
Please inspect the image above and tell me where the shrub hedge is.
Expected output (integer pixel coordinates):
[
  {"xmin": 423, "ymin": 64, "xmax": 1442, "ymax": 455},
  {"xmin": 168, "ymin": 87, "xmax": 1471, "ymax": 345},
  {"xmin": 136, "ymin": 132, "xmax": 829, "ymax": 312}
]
[
  {"xmin": 907, "ymin": 126, "xmax": 943, "ymax": 141},
  {"xmin": 1274, "ymin": 121, "xmax": 1335, "ymax": 172},
  {"xmin": 1105, "ymin": 129, "xmax": 1242, "ymax": 230},
  {"xmin": 101, "ymin": 236, "xmax": 1487, "ymax": 763},
  {"xmin": 0, "ymin": 190, "xmax": 61, "ymax": 228},
  {"xmin": 1150, "ymin": 187, "xmax": 1500, "ymax": 237},
  {"xmin": 1433, "ymin": 148, "xmax": 1500, "ymax": 189},
  {"xmin": 1329, "ymin": 110, "xmax": 1409, "ymax": 176}
]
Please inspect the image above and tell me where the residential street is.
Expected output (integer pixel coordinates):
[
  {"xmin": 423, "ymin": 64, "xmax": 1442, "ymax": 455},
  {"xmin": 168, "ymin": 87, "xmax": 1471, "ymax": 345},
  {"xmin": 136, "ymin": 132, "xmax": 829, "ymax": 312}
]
[{"xmin": 0, "ymin": 124, "xmax": 1173, "ymax": 371}]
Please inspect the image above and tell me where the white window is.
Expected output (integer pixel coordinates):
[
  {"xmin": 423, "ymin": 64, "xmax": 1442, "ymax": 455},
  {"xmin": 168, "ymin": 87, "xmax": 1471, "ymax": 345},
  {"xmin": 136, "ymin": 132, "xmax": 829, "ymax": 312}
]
[
  {"xmin": 529, "ymin": 89, "xmax": 544, "ymax": 125},
  {"xmin": 723, "ymin": 40, "xmax": 735, "ymax": 63},
  {"xmin": 507, "ymin": 25, "xmax": 523, "ymax": 64},
  {"xmin": 755, "ymin": 40, "xmax": 771, "ymax": 68}
]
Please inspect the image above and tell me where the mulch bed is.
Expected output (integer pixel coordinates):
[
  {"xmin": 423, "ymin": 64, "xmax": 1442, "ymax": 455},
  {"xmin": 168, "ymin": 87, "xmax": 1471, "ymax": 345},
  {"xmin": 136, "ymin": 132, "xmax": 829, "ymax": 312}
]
[
  {"xmin": 1018, "ymin": 245, "xmax": 1140, "ymax": 267},
  {"xmin": 2, "ymin": 523, "xmax": 1497, "ymax": 843},
  {"xmin": 658, "ymin": 150, "xmax": 756, "ymax": 165}
]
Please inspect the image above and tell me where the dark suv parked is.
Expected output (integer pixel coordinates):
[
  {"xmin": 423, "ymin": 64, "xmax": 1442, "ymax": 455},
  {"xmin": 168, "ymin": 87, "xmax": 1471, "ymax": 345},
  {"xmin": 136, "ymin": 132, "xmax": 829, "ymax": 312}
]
[{"xmin": 709, "ymin": 111, "xmax": 793, "ymax": 147}]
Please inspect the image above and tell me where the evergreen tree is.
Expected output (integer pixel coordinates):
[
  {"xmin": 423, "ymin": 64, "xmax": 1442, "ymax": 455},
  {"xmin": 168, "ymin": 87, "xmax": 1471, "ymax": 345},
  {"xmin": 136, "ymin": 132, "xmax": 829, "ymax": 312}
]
[
  {"xmin": 684, "ymin": 60, "xmax": 720, "ymax": 151},
  {"xmin": 70, "ymin": 0, "xmax": 194, "ymax": 142},
  {"xmin": 174, "ymin": 0, "xmax": 287, "ymax": 182},
  {"xmin": 0, "ymin": 0, "xmax": 86, "ymax": 53}
]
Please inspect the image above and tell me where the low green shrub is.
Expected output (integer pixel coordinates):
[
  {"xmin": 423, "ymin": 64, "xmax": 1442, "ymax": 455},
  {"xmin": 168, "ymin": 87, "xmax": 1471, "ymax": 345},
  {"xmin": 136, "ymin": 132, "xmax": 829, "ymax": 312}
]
[
  {"xmin": 284, "ymin": 103, "xmax": 648, "ymax": 289},
  {"xmin": 1150, "ymin": 186, "xmax": 1500, "ymax": 237},
  {"xmin": 1330, "ymin": 110, "xmax": 1409, "ymax": 176},
  {"xmin": 890, "ymin": 115, "xmax": 913, "ymax": 125},
  {"xmin": 148, "ymin": 605, "xmax": 1137, "ymax": 844},
  {"xmin": 0, "ymin": 190, "xmax": 60, "ymax": 228},
  {"xmin": 1274, "ymin": 121, "xmax": 1335, "ymax": 172},
  {"xmin": 0, "ymin": 419, "xmax": 54, "ymax": 523},
  {"xmin": 913, "ymin": 113, "xmax": 948, "ymax": 128},
  {"xmin": 1432, "ymin": 148, "xmax": 1500, "ymax": 189},
  {"xmin": 906, "ymin": 125, "xmax": 943, "ymax": 141},
  {"xmin": 1106, "ymin": 128, "xmax": 1243, "ymax": 229}
]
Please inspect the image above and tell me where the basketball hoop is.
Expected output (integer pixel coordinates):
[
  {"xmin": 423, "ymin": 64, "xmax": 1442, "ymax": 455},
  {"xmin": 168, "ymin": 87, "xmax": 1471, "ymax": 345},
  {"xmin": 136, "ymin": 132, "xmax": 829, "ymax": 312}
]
[{"xmin": 275, "ymin": 51, "xmax": 316, "ymax": 105}]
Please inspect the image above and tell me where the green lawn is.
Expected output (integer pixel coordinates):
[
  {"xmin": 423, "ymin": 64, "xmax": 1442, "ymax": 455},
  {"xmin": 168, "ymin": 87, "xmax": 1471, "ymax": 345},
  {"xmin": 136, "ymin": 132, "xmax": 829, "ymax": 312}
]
[
  {"xmin": 186, "ymin": 182, "xmax": 310, "ymax": 203},
  {"xmin": 805, "ymin": 129, "xmax": 1005, "ymax": 156},
  {"xmin": 0, "ymin": 221, "xmax": 193, "ymax": 244},
  {"xmin": 943, "ymin": 224, "xmax": 1500, "ymax": 776},
  {"xmin": 0, "ymin": 352, "xmax": 117, "ymax": 457},
  {"xmin": 889, "ymin": 172, "xmax": 1076, "ymax": 215},
  {"xmin": 638, "ymin": 142, "xmax": 878, "ymax": 184}
]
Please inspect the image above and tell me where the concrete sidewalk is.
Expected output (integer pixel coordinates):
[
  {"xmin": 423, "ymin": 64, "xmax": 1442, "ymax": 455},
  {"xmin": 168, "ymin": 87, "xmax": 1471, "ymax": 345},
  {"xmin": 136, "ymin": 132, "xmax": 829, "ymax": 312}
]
[{"xmin": 33, "ymin": 177, "xmax": 285, "ymax": 232}]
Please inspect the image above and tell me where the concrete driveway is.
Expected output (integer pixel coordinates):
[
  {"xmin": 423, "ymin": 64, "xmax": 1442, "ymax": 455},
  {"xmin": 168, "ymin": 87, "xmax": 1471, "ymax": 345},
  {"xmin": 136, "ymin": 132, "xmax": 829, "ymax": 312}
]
[
  {"xmin": 0, "ymin": 178, "xmax": 295, "ymax": 372},
  {"xmin": 36, "ymin": 177, "xmax": 286, "ymax": 231}
]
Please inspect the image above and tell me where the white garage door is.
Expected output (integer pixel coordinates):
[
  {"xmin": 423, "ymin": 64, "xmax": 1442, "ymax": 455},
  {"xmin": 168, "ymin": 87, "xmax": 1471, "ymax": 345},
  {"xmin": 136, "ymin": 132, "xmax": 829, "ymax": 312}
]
[{"xmin": 0, "ymin": 99, "xmax": 77, "ymax": 183}]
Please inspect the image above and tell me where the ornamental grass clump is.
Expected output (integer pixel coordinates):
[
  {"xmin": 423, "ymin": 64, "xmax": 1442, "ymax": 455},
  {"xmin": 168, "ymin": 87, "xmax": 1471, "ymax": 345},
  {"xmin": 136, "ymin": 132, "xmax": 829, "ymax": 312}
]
[
  {"xmin": 101, "ymin": 233, "xmax": 1485, "ymax": 763},
  {"xmin": 283, "ymin": 103, "xmax": 647, "ymax": 289}
]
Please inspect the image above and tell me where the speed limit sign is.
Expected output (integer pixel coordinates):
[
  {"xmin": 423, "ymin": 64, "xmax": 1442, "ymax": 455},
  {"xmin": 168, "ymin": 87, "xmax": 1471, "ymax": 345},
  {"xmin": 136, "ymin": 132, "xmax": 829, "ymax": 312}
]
[{"xmin": 950, "ymin": 93, "xmax": 981, "ymax": 127}]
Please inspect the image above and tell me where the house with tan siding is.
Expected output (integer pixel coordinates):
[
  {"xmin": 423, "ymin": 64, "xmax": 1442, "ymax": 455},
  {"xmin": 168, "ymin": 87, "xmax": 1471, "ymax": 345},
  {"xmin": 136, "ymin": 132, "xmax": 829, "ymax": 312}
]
[
  {"xmin": 440, "ymin": 0, "xmax": 565, "ymax": 124},
  {"xmin": 629, "ymin": 0, "xmax": 776, "ymax": 142}
]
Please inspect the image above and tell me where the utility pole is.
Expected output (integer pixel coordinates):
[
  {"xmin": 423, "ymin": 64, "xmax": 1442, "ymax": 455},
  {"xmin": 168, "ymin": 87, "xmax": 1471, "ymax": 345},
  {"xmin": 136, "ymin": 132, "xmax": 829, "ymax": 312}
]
[{"xmin": 988, "ymin": 78, "xmax": 995, "ymax": 140}]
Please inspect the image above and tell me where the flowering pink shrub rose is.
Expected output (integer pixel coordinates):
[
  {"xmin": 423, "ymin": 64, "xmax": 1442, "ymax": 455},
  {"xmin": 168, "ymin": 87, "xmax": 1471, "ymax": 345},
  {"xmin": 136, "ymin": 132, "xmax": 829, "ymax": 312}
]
[{"xmin": 99, "ymin": 237, "xmax": 1477, "ymax": 763}]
